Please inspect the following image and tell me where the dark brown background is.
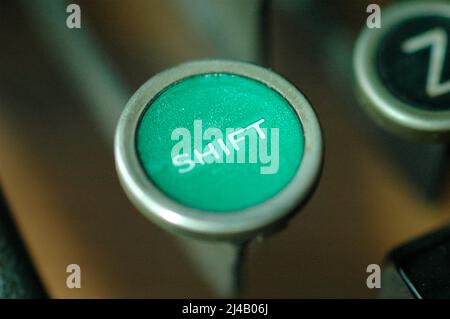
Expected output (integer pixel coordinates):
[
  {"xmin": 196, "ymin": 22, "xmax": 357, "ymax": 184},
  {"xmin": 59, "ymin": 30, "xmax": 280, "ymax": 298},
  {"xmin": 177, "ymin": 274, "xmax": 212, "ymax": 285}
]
[{"xmin": 0, "ymin": 0, "xmax": 449, "ymax": 298}]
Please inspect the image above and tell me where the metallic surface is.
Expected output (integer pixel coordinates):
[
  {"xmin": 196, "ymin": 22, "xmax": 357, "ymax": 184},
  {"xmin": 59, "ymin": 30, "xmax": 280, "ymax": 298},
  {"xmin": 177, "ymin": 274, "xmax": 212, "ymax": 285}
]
[{"xmin": 2, "ymin": 0, "xmax": 450, "ymax": 298}]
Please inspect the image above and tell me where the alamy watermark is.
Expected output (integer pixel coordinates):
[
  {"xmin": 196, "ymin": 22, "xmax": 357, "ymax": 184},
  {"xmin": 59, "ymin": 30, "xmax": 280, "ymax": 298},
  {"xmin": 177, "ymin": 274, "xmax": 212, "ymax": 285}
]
[
  {"xmin": 171, "ymin": 118, "xmax": 280, "ymax": 175},
  {"xmin": 366, "ymin": 264, "xmax": 381, "ymax": 289},
  {"xmin": 66, "ymin": 4, "xmax": 81, "ymax": 29},
  {"xmin": 366, "ymin": 4, "xmax": 381, "ymax": 29}
]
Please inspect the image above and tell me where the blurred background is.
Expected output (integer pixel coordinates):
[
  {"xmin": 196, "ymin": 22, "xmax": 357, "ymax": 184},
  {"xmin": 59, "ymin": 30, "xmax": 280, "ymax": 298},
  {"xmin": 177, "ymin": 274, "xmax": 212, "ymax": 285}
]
[{"xmin": 0, "ymin": 0, "xmax": 449, "ymax": 298}]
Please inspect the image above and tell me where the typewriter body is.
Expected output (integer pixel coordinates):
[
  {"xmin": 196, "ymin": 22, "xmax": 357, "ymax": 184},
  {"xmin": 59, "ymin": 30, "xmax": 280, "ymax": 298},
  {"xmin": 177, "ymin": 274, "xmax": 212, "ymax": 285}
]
[{"xmin": 0, "ymin": 0, "xmax": 449, "ymax": 299}]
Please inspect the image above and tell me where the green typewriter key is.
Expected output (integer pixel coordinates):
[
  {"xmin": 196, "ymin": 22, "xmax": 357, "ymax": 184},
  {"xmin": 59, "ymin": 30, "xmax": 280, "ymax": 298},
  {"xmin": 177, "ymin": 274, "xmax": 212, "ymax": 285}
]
[
  {"xmin": 354, "ymin": 1, "xmax": 450, "ymax": 140},
  {"xmin": 115, "ymin": 60, "xmax": 322, "ymax": 241}
]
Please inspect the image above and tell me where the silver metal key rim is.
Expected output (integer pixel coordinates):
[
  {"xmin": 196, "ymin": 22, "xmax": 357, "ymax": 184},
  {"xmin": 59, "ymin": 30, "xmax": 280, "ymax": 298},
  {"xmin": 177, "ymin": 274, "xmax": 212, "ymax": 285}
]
[
  {"xmin": 354, "ymin": 1, "xmax": 450, "ymax": 140},
  {"xmin": 115, "ymin": 60, "xmax": 323, "ymax": 241}
]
